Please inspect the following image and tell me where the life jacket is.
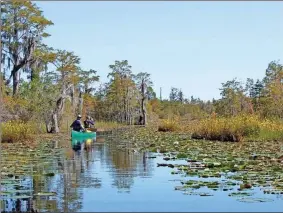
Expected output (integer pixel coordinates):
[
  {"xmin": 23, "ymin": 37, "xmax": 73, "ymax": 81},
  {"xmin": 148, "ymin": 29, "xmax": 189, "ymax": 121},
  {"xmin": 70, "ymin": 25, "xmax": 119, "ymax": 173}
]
[
  {"xmin": 72, "ymin": 120, "xmax": 83, "ymax": 131},
  {"xmin": 84, "ymin": 120, "xmax": 91, "ymax": 128}
]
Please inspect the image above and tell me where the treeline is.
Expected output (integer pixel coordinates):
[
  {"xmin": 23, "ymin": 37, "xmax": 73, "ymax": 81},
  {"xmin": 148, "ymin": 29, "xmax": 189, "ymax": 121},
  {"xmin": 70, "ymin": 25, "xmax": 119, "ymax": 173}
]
[
  {"xmin": 153, "ymin": 60, "xmax": 283, "ymax": 123},
  {"xmin": 0, "ymin": 1, "xmax": 155, "ymax": 133},
  {"xmin": 1, "ymin": 1, "xmax": 283, "ymax": 136},
  {"xmin": 214, "ymin": 61, "xmax": 283, "ymax": 120},
  {"xmin": 85, "ymin": 60, "xmax": 155, "ymax": 125}
]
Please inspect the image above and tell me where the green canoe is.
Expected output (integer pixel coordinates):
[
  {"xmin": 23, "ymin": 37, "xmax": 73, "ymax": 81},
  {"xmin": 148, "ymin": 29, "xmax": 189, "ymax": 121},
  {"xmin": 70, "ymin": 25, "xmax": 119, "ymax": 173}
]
[
  {"xmin": 71, "ymin": 130, "xmax": 96, "ymax": 147},
  {"xmin": 71, "ymin": 130, "xmax": 96, "ymax": 139}
]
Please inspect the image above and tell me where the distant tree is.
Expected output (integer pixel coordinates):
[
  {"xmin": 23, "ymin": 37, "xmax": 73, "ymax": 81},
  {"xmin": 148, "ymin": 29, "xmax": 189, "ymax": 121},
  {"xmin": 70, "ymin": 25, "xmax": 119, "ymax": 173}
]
[
  {"xmin": 260, "ymin": 61, "xmax": 283, "ymax": 118},
  {"xmin": 107, "ymin": 60, "xmax": 136, "ymax": 124},
  {"xmin": 245, "ymin": 78, "xmax": 255, "ymax": 98},
  {"xmin": 78, "ymin": 69, "xmax": 99, "ymax": 94},
  {"xmin": 217, "ymin": 78, "xmax": 247, "ymax": 116},
  {"xmin": 169, "ymin": 87, "xmax": 178, "ymax": 102},
  {"xmin": 135, "ymin": 72, "xmax": 153, "ymax": 125},
  {"xmin": 146, "ymin": 86, "xmax": 156, "ymax": 100},
  {"xmin": 177, "ymin": 89, "xmax": 184, "ymax": 103}
]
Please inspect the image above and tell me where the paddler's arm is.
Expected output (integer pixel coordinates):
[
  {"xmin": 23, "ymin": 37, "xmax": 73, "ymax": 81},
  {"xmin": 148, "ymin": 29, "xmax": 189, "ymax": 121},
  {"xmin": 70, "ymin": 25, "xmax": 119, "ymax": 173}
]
[
  {"xmin": 70, "ymin": 121, "xmax": 75, "ymax": 128},
  {"xmin": 79, "ymin": 121, "xmax": 86, "ymax": 131}
]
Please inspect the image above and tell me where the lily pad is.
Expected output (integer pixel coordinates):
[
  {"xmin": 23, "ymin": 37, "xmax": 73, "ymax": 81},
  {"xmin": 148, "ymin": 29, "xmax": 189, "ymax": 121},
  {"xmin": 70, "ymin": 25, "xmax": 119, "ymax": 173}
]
[
  {"xmin": 237, "ymin": 197, "xmax": 274, "ymax": 203},
  {"xmin": 229, "ymin": 192, "xmax": 254, "ymax": 197},
  {"xmin": 183, "ymin": 191, "xmax": 214, "ymax": 196},
  {"xmin": 36, "ymin": 192, "xmax": 57, "ymax": 196}
]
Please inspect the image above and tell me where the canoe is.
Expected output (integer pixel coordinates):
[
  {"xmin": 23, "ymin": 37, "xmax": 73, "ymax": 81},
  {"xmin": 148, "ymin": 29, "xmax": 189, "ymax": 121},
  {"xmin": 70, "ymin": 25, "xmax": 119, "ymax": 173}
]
[
  {"xmin": 71, "ymin": 130, "xmax": 96, "ymax": 139},
  {"xmin": 86, "ymin": 138, "xmax": 92, "ymax": 146},
  {"xmin": 71, "ymin": 130, "xmax": 96, "ymax": 148}
]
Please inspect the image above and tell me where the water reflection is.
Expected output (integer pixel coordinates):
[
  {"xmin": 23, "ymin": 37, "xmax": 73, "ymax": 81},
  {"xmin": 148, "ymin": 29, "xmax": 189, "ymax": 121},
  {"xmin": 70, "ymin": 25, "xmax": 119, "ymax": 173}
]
[
  {"xmin": 1, "ymin": 136, "xmax": 155, "ymax": 212},
  {"xmin": 103, "ymin": 140, "xmax": 154, "ymax": 192}
]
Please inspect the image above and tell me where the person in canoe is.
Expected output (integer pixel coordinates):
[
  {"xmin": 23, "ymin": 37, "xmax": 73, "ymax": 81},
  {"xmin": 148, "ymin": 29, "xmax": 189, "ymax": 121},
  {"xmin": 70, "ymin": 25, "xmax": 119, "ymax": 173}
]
[
  {"xmin": 70, "ymin": 115, "xmax": 85, "ymax": 132},
  {"xmin": 84, "ymin": 115, "xmax": 95, "ymax": 129}
]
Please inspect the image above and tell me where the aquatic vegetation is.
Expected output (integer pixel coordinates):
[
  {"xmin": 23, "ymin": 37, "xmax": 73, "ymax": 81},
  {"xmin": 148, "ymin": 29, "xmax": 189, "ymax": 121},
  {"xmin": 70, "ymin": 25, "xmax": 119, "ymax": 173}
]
[
  {"xmin": 237, "ymin": 197, "xmax": 274, "ymax": 203},
  {"xmin": 176, "ymin": 153, "xmax": 188, "ymax": 159},
  {"xmin": 36, "ymin": 192, "xmax": 57, "ymax": 196},
  {"xmin": 229, "ymin": 192, "xmax": 255, "ymax": 197},
  {"xmin": 116, "ymin": 126, "xmax": 283, "ymax": 200},
  {"xmin": 2, "ymin": 124, "xmax": 283, "ymax": 209}
]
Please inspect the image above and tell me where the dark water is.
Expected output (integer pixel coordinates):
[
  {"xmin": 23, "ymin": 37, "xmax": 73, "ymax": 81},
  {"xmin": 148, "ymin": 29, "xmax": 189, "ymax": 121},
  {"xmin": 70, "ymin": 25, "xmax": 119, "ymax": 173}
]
[{"xmin": 1, "ymin": 136, "xmax": 283, "ymax": 212}]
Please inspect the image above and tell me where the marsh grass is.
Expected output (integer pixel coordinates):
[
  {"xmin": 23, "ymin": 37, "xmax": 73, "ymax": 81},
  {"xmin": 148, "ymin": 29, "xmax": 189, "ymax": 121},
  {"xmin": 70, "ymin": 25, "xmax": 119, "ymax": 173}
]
[
  {"xmin": 246, "ymin": 127, "xmax": 283, "ymax": 142},
  {"xmin": 192, "ymin": 115, "xmax": 283, "ymax": 142},
  {"xmin": 1, "ymin": 120, "xmax": 41, "ymax": 142},
  {"xmin": 158, "ymin": 119, "xmax": 180, "ymax": 132}
]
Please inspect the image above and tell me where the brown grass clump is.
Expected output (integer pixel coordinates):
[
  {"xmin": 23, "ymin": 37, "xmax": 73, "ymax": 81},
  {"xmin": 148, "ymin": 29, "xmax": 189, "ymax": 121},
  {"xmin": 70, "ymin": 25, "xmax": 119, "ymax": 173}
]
[
  {"xmin": 1, "ymin": 120, "xmax": 39, "ymax": 142},
  {"xmin": 191, "ymin": 115, "xmax": 261, "ymax": 142}
]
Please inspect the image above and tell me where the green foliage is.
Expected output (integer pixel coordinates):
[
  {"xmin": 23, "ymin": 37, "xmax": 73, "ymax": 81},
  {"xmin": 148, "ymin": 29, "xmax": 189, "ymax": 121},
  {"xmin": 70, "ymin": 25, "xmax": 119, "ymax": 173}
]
[
  {"xmin": 176, "ymin": 153, "xmax": 188, "ymax": 159},
  {"xmin": 78, "ymin": 69, "xmax": 99, "ymax": 94},
  {"xmin": 1, "ymin": 0, "xmax": 53, "ymax": 95},
  {"xmin": 18, "ymin": 74, "xmax": 61, "ymax": 123}
]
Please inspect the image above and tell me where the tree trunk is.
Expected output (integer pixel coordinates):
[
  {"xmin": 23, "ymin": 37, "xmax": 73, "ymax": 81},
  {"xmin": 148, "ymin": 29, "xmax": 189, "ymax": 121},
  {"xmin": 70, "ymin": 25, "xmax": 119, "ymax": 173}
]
[
  {"xmin": 140, "ymin": 79, "xmax": 147, "ymax": 125},
  {"xmin": 51, "ymin": 113, "xmax": 60, "ymax": 133},
  {"xmin": 45, "ymin": 95, "xmax": 66, "ymax": 133},
  {"xmin": 45, "ymin": 121, "xmax": 52, "ymax": 133},
  {"xmin": 45, "ymin": 112, "xmax": 60, "ymax": 133},
  {"xmin": 77, "ymin": 91, "xmax": 83, "ymax": 115},
  {"xmin": 12, "ymin": 69, "xmax": 20, "ymax": 96},
  {"xmin": 141, "ymin": 97, "xmax": 147, "ymax": 125},
  {"xmin": 0, "ymin": 72, "xmax": 3, "ymax": 146}
]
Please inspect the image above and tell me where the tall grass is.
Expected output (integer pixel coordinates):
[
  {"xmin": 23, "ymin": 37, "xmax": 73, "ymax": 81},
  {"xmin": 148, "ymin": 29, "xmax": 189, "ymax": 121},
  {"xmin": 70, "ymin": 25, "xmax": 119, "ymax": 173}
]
[
  {"xmin": 1, "ymin": 120, "xmax": 41, "ymax": 142},
  {"xmin": 192, "ymin": 115, "xmax": 283, "ymax": 142},
  {"xmin": 158, "ymin": 118, "xmax": 180, "ymax": 132}
]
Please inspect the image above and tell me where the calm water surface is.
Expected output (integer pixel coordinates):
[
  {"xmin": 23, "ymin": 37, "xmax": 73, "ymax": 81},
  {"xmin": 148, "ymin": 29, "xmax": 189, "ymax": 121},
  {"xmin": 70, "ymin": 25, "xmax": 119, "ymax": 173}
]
[{"xmin": 1, "ymin": 135, "xmax": 283, "ymax": 212}]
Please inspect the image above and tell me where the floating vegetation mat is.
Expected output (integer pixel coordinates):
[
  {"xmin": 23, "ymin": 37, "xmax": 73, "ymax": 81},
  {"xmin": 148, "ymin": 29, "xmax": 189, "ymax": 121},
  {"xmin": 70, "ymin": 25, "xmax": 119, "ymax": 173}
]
[
  {"xmin": 1, "ymin": 141, "xmax": 65, "ymax": 202},
  {"xmin": 117, "ymin": 127, "xmax": 283, "ymax": 201}
]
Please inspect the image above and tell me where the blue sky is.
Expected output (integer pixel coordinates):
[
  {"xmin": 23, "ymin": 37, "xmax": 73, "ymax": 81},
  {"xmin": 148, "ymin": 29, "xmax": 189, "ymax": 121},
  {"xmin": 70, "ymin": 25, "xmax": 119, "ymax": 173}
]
[{"xmin": 37, "ymin": 1, "xmax": 283, "ymax": 101}]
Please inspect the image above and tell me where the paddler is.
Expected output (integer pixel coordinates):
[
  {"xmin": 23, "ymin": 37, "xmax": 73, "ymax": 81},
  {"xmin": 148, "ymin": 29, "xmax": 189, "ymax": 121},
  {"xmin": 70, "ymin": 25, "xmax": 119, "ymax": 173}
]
[{"xmin": 70, "ymin": 115, "xmax": 85, "ymax": 132}]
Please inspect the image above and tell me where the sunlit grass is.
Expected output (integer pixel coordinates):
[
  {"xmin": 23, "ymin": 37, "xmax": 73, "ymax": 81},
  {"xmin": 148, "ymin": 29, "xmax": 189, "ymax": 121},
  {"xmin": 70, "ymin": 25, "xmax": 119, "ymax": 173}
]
[
  {"xmin": 158, "ymin": 118, "xmax": 180, "ymax": 132},
  {"xmin": 192, "ymin": 114, "xmax": 283, "ymax": 142},
  {"xmin": 1, "ymin": 120, "xmax": 42, "ymax": 142}
]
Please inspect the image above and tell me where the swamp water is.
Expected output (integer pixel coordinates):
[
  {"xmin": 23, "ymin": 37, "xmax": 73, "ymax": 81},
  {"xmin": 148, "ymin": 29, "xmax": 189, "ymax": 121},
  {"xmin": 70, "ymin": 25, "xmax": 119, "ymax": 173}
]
[{"xmin": 1, "ymin": 135, "xmax": 283, "ymax": 212}]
